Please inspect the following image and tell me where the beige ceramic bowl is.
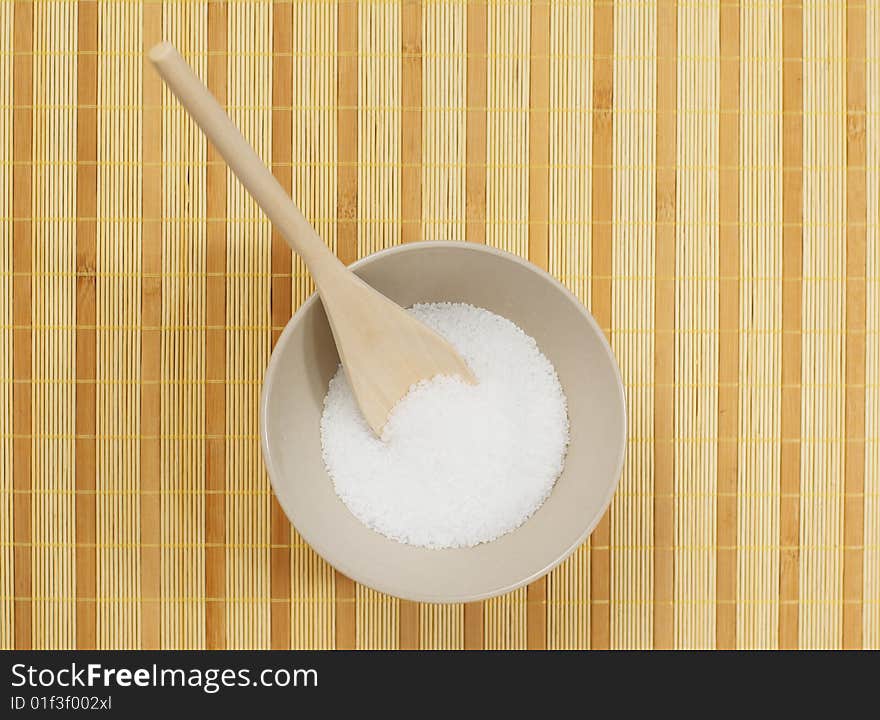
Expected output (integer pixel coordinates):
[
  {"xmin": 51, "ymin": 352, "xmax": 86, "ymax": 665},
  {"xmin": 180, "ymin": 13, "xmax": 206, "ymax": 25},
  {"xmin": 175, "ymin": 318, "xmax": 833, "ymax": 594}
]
[{"xmin": 261, "ymin": 242, "xmax": 626, "ymax": 603}]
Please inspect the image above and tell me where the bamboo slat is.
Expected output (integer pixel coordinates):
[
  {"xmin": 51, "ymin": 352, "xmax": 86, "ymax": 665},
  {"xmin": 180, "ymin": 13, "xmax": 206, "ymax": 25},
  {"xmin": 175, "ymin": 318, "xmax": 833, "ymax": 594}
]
[
  {"xmin": 800, "ymin": 0, "xmax": 846, "ymax": 650},
  {"xmin": 225, "ymin": 0, "xmax": 273, "ymax": 649},
  {"xmin": 140, "ymin": 0, "xmax": 162, "ymax": 651},
  {"xmin": 612, "ymin": 0, "xmax": 656, "ymax": 650},
  {"xmin": 738, "ymin": 0, "xmax": 782, "ymax": 650},
  {"xmin": 486, "ymin": 1, "xmax": 529, "ymax": 259},
  {"xmin": 547, "ymin": 0, "xmax": 592, "ymax": 306},
  {"xmin": 420, "ymin": 603, "xmax": 464, "ymax": 650},
  {"xmin": 780, "ymin": 0, "xmax": 803, "ymax": 651},
  {"xmin": 844, "ymin": 0, "xmax": 867, "ymax": 650},
  {"xmin": 205, "ymin": 0, "xmax": 226, "ymax": 651},
  {"xmin": 159, "ymin": 4, "xmax": 207, "ymax": 651},
  {"xmin": 359, "ymin": 0, "xmax": 401, "ymax": 258},
  {"xmin": 10, "ymin": 0, "xmax": 35, "ymax": 653},
  {"xmin": 866, "ymin": 0, "xmax": 880, "ymax": 649},
  {"xmin": 32, "ymin": 0, "xmax": 77, "ymax": 651},
  {"xmin": 288, "ymin": 1, "xmax": 337, "ymax": 650},
  {"xmin": 356, "ymin": 584, "xmax": 397, "ymax": 650},
  {"xmin": 716, "ymin": 0, "xmax": 739, "ymax": 651},
  {"xmin": 0, "ymin": 0, "xmax": 12, "ymax": 652},
  {"xmin": 485, "ymin": 586, "xmax": 526, "ymax": 650},
  {"xmin": 74, "ymin": 0, "xmax": 97, "ymax": 652},
  {"xmin": 674, "ymin": 0, "xmax": 719, "ymax": 650},
  {"xmin": 423, "ymin": 0, "xmax": 465, "ymax": 244},
  {"xmin": 654, "ymin": 0, "xmax": 674, "ymax": 650},
  {"xmin": 0, "ymin": 0, "xmax": 878, "ymax": 651},
  {"xmin": 96, "ymin": 0, "xmax": 142, "ymax": 650},
  {"xmin": 465, "ymin": 0, "xmax": 487, "ymax": 249}
]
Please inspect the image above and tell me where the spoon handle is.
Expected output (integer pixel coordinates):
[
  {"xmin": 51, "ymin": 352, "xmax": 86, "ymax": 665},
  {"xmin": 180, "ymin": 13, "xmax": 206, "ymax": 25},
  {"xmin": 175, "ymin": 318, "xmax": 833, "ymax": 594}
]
[{"xmin": 148, "ymin": 41, "xmax": 342, "ymax": 278}]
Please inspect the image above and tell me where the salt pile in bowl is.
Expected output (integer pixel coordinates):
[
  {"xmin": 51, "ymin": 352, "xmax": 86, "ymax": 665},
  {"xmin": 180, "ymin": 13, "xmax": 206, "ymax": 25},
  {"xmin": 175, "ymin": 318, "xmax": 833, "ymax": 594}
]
[{"xmin": 320, "ymin": 302, "xmax": 569, "ymax": 550}]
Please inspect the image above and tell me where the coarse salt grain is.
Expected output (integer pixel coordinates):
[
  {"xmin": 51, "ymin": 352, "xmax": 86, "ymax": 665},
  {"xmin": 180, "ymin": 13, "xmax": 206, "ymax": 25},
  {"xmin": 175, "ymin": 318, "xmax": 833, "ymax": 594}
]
[{"xmin": 320, "ymin": 302, "xmax": 569, "ymax": 550}]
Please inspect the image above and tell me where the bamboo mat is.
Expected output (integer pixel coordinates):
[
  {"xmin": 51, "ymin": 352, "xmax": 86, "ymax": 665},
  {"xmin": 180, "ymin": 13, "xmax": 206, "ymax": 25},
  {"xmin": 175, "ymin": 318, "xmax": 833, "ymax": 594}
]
[{"xmin": 0, "ymin": 0, "xmax": 878, "ymax": 650}]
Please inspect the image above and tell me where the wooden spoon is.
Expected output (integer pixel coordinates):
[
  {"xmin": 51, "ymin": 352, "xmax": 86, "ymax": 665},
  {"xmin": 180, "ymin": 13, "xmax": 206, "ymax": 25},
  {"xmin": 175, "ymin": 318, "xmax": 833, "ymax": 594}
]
[{"xmin": 149, "ymin": 41, "xmax": 475, "ymax": 435}]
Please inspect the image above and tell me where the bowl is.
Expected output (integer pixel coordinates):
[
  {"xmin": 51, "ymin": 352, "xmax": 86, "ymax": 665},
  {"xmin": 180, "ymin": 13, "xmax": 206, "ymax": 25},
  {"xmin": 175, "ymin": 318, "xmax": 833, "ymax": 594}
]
[{"xmin": 260, "ymin": 241, "xmax": 626, "ymax": 603}]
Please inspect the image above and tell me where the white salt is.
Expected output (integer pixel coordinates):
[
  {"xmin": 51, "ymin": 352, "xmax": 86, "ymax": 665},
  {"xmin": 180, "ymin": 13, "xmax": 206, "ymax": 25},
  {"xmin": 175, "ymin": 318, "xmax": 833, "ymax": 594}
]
[{"xmin": 320, "ymin": 302, "xmax": 569, "ymax": 550}]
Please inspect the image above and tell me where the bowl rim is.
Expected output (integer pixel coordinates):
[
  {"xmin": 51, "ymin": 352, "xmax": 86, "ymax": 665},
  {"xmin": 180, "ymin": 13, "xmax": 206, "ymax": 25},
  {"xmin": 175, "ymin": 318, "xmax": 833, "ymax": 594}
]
[{"xmin": 260, "ymin": 240, "xmax": 628, "ymax": 603}]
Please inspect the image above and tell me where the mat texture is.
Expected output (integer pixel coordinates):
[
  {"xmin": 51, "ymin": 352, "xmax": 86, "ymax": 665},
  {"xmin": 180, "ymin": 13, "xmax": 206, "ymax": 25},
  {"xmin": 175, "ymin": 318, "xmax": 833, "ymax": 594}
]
[{"xmin": 1, "ymin": 0, "xmax": 878, "ymax": 650}]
